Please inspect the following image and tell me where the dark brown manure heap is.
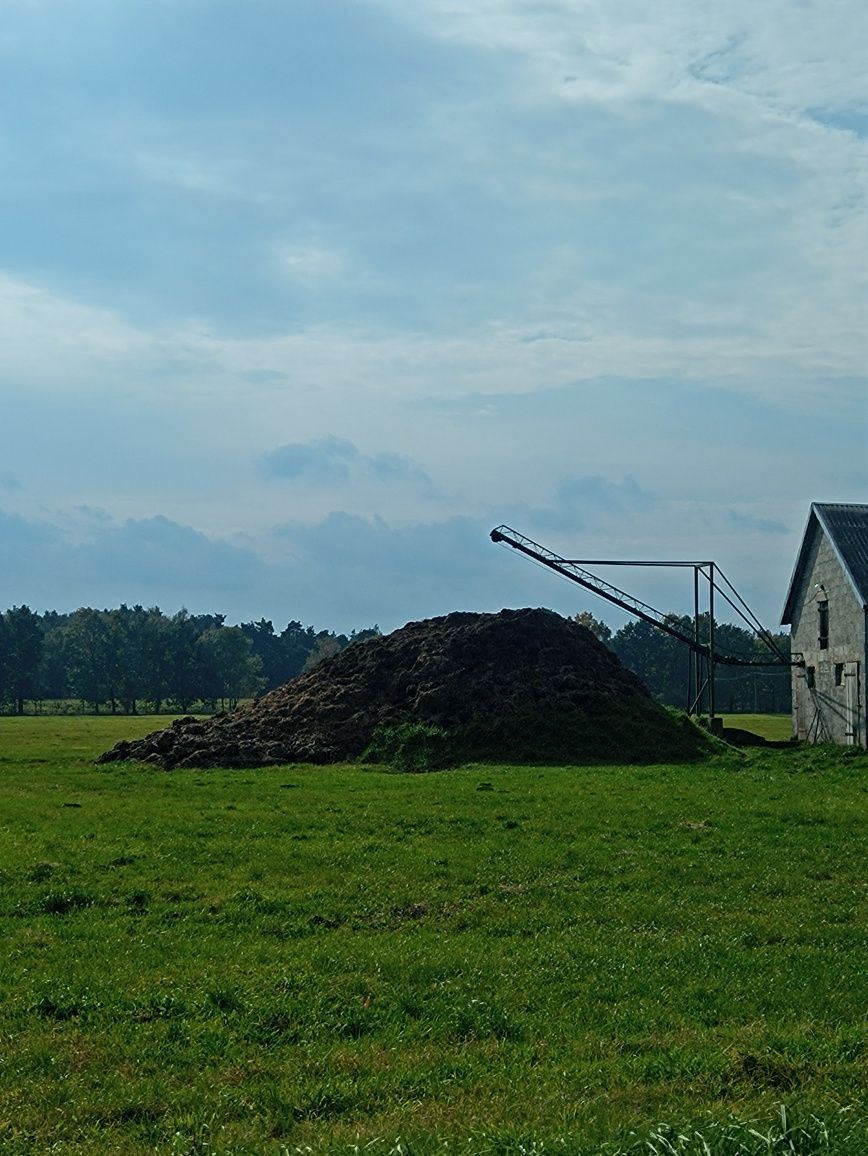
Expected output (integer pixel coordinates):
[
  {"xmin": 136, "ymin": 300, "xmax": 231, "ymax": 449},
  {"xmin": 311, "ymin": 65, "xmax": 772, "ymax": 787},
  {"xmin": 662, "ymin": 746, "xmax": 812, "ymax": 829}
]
[{"xmin": 97, "ymin": 608, "xmax": 715, "ymax": 769}]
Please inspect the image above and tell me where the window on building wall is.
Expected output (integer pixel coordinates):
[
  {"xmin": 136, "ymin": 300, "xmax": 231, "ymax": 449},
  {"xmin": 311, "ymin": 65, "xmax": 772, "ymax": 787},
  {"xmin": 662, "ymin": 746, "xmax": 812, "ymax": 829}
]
[
  {"xmin": 835, "ymin": 663, "xmax": 844, "ymax": 687},
  {"xmin": 806, "ymin": 666, "xmax": 815, "ymax": 688},
  {"xmin": 817, "ymin": 600, "xmax": 829, "ymax": 649}
]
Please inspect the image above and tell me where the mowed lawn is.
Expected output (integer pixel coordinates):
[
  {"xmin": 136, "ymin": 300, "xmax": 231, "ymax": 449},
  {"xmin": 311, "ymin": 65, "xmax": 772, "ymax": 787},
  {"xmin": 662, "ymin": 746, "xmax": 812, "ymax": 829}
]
[{"xmin": 0, "ymin": 717, "xmax": 866, "ymax": 1155}]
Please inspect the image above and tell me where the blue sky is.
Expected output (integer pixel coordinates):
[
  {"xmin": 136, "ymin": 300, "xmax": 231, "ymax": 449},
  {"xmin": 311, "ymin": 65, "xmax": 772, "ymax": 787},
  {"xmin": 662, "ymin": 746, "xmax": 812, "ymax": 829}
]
[{"xmin": 1, "ymin": 0, "xmax": 866, "ymax": 634}]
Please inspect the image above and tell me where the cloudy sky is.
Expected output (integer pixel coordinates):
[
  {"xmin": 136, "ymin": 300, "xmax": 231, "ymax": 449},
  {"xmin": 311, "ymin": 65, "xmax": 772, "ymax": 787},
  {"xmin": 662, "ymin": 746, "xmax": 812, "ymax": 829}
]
[{"xmin": 1, "ymin": 0, "xmax": 866, "ymax": 634}]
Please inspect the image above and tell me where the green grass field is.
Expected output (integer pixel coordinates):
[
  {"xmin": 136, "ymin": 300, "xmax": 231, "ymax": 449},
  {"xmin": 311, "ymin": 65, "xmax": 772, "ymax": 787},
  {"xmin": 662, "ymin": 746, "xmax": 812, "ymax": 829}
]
[
  {"xmin": 0, "ymin": 716, "xmax": 866, "ymax": 1155},
  {"xmin": 720, "ymin": 714, "xmax": 793, "ymax": 742}
]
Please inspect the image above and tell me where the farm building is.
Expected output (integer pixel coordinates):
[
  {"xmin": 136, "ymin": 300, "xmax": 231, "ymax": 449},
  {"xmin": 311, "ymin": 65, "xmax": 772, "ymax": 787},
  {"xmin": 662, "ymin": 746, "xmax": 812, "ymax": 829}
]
[{"xmin": 781, "ymin": 503, "xmax": 868, "ymax": 746}]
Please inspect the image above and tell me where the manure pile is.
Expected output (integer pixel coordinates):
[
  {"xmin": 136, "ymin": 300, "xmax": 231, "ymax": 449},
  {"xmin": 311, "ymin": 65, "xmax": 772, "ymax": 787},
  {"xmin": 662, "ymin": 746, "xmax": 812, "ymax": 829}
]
[{"xmin": 98, "ymin": 608, "xmax": 713, "ymax": 768}]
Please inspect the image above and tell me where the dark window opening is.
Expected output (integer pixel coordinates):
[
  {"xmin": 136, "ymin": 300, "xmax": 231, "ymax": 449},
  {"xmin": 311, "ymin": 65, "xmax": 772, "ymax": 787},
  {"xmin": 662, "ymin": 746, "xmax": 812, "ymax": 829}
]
[
  {"xmin": 806, "ymin": 666, "xmax": 815, "ymax": 688},
  {"xmin": 817, "ymin": 601, "xmax": 829, "ymax": 649},
  {"xmin": 835, "ymin": 663, "xmax": 844, "ymax": 687}
]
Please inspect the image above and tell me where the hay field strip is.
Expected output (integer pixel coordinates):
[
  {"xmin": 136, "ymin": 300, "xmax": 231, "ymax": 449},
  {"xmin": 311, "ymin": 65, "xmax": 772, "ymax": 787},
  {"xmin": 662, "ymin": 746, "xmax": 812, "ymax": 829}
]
[
  {"xmin": 720, "ymin": 715, "xmax": 793, "ymax": 742},
  {"xmin": 0, "ymin": 717, "xmax": 866, "ymax": 1155}
]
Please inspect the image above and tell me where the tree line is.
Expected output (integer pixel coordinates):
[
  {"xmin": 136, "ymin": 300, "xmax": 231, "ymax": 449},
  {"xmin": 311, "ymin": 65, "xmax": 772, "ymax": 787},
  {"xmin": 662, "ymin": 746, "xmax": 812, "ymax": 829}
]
[
  {"xmin": 0, "ymin": 605, "xmax": 379, "ymax": 715},
  {"xmin": 0, "ymin": 603, "xmax": 790, "ymax": 716},
  {"xmin": 577, "ymin": 611, "xmax": 792, "ymax": 715}
]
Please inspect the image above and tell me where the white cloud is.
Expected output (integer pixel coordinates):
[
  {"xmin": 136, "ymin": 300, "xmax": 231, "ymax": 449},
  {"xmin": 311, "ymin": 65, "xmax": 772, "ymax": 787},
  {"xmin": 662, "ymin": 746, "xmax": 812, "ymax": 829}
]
[
  {"xmin": 0, "ymin": 495, "xmax": 819, "ymax": 635},
  {"xmin": 0, "ymin": 0, "xmax": 864, "ymax": 614},
  {"xmin": 0, "ymin": 268, "xmax": 863, "ymax": 489},
  {"xmin": 133, "ymin": 149, "xmax": 267, "ymax": 202},
  {"xmin": 0, "ymin": 273, "xmax": 149, "ymax": 387},
  {"xmin": 260, "ymin": 435, "xmax": 437, "ymax": 495},
  {"xmin": 0, "ymin": 509, "xmax": 270, "ymax": 618},
  {"xmin": 366, "ymin": 0, "xmax": 868, "ymax": 391},
  {"xmin": 374, "ymin": 0, "xmax": 868, "ymax": 117},
  {"xmin": 274, "ymin": 239, "xmax": 349, "ymax": 284}
]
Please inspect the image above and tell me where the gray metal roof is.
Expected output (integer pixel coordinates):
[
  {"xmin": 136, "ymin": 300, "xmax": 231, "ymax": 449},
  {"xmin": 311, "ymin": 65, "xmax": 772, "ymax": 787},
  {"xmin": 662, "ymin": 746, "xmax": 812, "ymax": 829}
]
[{"xmin": 781, "ymin": 503, "xmax": 868, "ymax": 623}]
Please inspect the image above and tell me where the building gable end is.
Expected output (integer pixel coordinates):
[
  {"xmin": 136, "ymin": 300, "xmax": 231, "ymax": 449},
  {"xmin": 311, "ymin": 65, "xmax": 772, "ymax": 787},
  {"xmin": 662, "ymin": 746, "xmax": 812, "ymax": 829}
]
[{"xmin": 782, "ymin": 503, "xmax": 868, "ymax": 624}]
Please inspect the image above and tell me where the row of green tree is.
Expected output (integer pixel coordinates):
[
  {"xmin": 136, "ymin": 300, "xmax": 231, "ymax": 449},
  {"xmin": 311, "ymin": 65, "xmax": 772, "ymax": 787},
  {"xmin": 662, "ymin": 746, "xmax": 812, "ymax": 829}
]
[
  {"xmin": 0, "ymin": 603, "xmax": 790, "ymax": 716},
  {"xmin": 0, "ymin": 605, "xmax": 380, "ymax": 715},
  {"xmin": 577, "ymin": 611, "xmax": 792, "ymax": 715}
]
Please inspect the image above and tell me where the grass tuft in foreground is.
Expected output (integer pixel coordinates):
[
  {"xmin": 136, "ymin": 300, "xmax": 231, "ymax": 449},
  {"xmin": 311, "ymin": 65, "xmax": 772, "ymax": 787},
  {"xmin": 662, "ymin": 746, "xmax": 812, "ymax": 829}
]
[
  {"xmin": 362, "ymin": 703, "xmax": 721, "ymax": 772},
  {"xmin": 610, "ymin": 1105, "xmax": 868, "ymax": 1155}
]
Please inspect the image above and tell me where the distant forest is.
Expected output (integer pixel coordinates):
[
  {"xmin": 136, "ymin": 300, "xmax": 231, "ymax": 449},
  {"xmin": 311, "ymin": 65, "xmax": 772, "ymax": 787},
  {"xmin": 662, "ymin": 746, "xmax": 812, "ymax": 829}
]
[
  {"xmin": 0, "ymin": 605, "xmax": 380, "ymax": 715},
  {"xmin": 575, "ymin": 611, "xmax": 791, "ymax": 716},
  {"xmin": 0, "ymin": 604, "xmax": 790, "ymax": 716}
]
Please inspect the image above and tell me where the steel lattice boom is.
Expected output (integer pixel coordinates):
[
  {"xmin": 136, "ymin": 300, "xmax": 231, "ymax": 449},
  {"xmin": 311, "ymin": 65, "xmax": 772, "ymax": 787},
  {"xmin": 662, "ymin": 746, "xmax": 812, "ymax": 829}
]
[{"xmin": 490, "ymin": 525, "xmax": 794, "ymax": 669}]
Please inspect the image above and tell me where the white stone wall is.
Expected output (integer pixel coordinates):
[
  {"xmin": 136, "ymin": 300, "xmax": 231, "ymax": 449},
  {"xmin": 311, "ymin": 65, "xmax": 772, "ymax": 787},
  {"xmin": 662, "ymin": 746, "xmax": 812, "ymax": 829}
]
[{"xmin": 789, "ymin": 529, "xmax": 866, "ymax": 745}]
